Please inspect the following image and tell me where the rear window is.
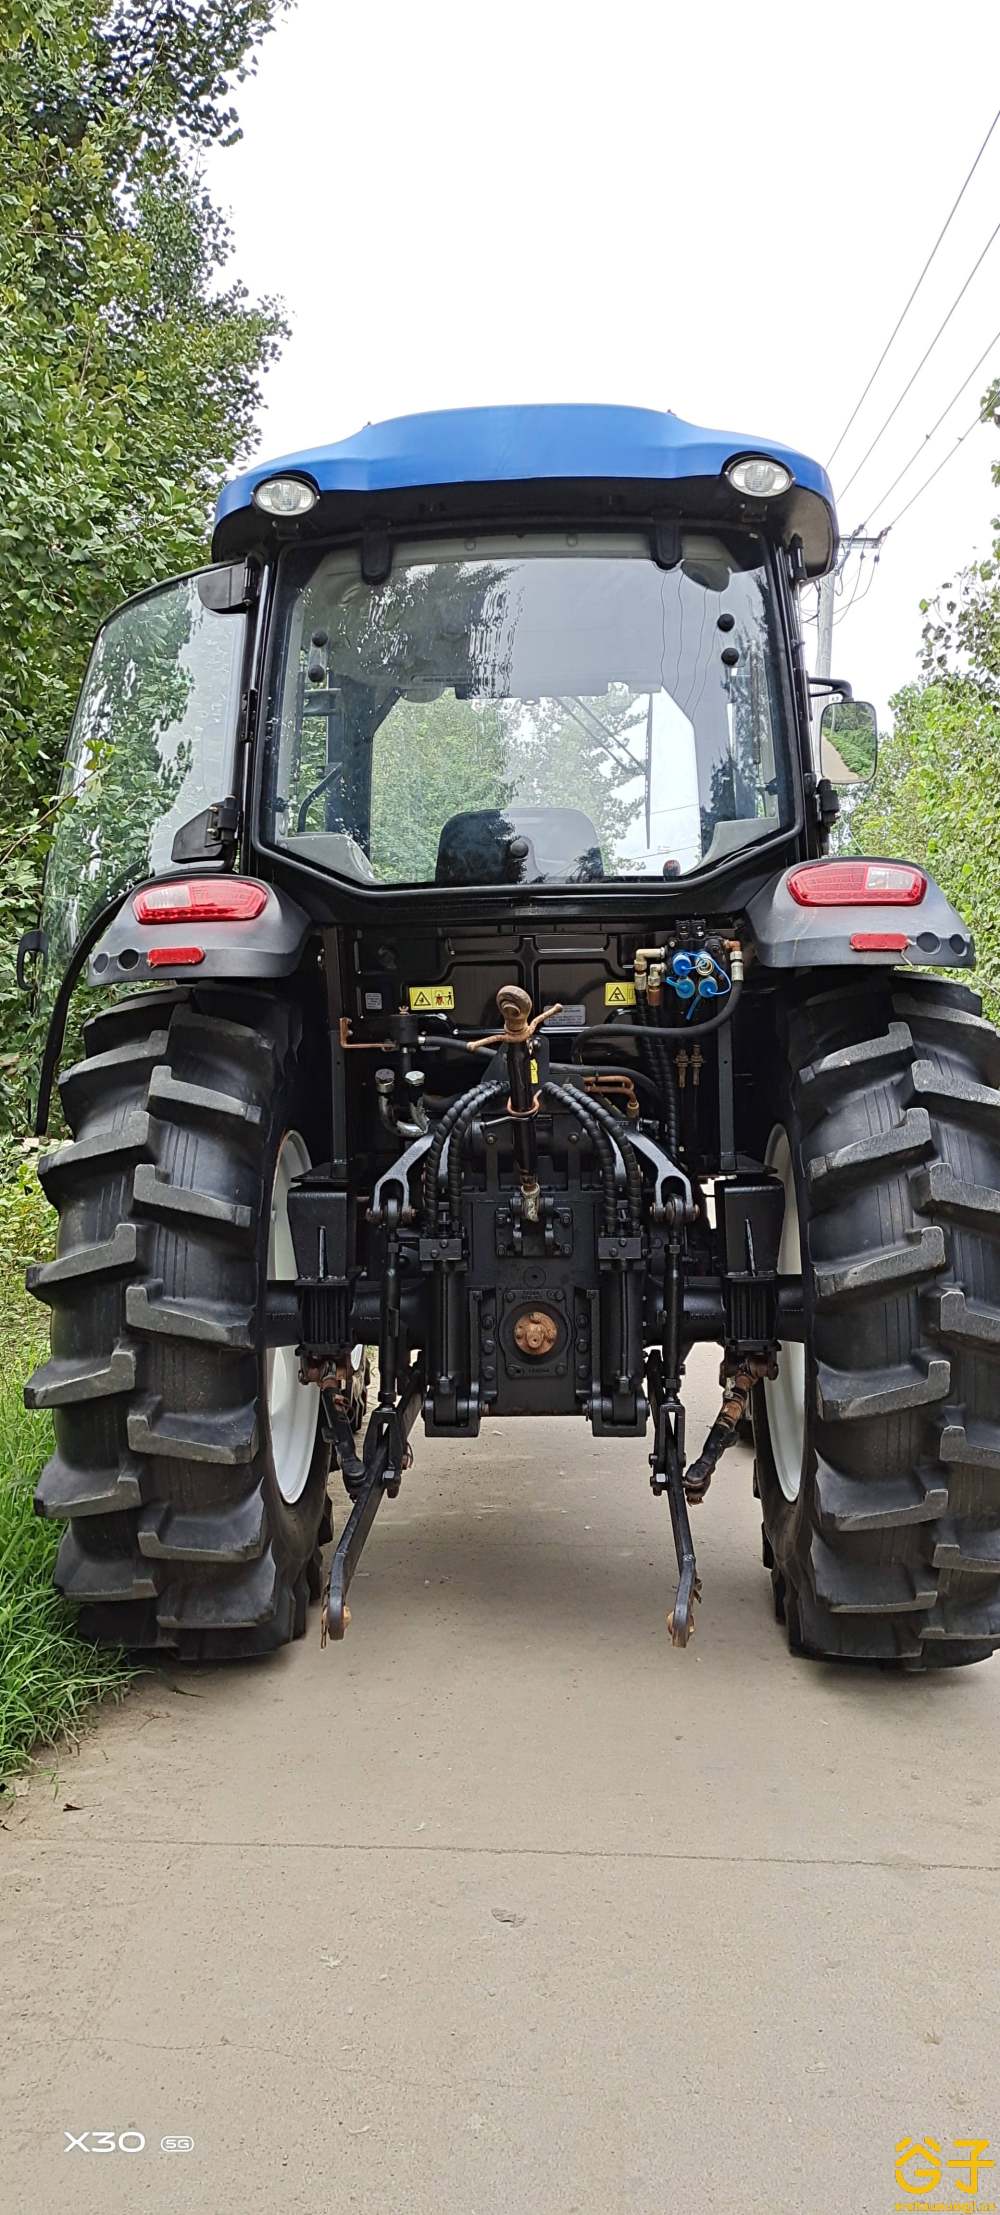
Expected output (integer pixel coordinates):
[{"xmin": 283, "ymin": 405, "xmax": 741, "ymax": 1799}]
[{"xmin": 261, "ymin": 528, "xmax": 791, "ymax": 887}]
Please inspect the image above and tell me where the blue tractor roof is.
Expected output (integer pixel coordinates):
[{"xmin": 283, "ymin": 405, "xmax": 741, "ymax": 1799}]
[{"xmin": 214, "ymin": 403, "xmax": 837, "ymax": 571}]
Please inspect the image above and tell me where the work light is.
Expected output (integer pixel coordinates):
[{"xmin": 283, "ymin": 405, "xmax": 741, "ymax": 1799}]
[
  {"xmin": 726, "ymin": 456, "xmax": 793, "ymax": 497},
  {"xmin": 252, "ymin": 475, "xmax": 318, "ymax": 517}
]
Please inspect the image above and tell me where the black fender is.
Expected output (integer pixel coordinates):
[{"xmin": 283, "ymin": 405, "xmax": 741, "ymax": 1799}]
[
  {"xmin": 746, "ymin": 862, "xmax": 974, "ymax": 972},
  {"xmin": 33, "ymin": 879, "xmax": 312, "ymax": 1134},
  {"xmin": 86, "ymin": 877, "xmax": 311, "ymax": 986}
]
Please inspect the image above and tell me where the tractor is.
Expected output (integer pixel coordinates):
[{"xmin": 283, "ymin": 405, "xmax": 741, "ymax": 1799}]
[{"xmin": 21, "ymin": 404, "xmax": 1000, "ymax": 1669}]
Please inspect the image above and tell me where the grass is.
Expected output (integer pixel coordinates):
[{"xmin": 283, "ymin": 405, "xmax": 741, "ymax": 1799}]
[{"xmin": 0, "ymin": 1150, "xmax": 133, "ymax": 1789}]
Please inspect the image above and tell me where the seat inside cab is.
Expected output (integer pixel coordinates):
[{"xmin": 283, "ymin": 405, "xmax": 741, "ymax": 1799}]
[{"xmin": 435, "ymin": 806, "xmax": 604, "ymax": 886}]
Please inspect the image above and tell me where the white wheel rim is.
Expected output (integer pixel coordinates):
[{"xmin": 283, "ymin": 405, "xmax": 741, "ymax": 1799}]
[
  {"xmin": 266, "ymin": 1131, "xmax": 321, "ymax": 1504},
  {"xmin": 763, "ymin": 1125, "xmax": 806, "ymax": 1503}
]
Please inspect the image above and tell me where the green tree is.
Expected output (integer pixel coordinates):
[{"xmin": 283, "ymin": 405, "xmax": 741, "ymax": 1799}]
[
  {"xmin": 851, "ymin": 381, "xmax": 1000, "ymax": 1015},
  {"xmin": 502, "ymin": 689, "xmax": 645, "ymax": 867},
  {"xmin": 370, "ymin": 695, "xmax": 513, "ymax": 881},
  {"xmin": 0, "ymin": 0, "xmax": 288, "ymax": 1116}
]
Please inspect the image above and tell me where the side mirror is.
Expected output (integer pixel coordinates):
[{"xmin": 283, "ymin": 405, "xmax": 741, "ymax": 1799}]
[{"xmin": 820, "ymin": 697, "xmax": 877, "ymax": 787}]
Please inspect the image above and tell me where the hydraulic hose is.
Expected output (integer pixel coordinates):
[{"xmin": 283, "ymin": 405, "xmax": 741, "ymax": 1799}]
[
  {"xmin": 561, "ymin": 1083, "xmax": 642, "ymax": 1232},
  {"xmin": 446, "ymin": 1082, "xmax": 508, "ymax": 1229},
  {"xmin": 423, "ymin": 1079, "xmax": 496, "ymax": 1231},
  {"xmin": 568, "ymin": 972, "xmax": 744, "ymax": 1052},
  {"xmin": 542, "ymin": 1080, "xmax": 618, "ymax": 1235},
  {"xmin": 425, "ymin": 1077, "xmax": 627, "ymax": 1242},
  {"xmin": 549, "ymin": 1058, "xmax": 664, "ymax": 1118},
  {"xmin": 635, "ymin": 995, "xmax": 680, "ymax": 1156}
]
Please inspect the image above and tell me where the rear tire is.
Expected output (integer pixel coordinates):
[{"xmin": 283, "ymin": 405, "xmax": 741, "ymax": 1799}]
[
  {"xmin": 26, "ymin": 987, "xmax": 330, "ymax": 1658},
  {"xmin": 753, "ymin": 974, "xmax": 1000, "ymax": 1671}
]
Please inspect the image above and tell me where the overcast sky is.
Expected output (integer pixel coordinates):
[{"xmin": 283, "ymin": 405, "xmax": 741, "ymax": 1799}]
[{"xmin": 206, "ymin": 0, "xmax": 1000, "ymax": 723}]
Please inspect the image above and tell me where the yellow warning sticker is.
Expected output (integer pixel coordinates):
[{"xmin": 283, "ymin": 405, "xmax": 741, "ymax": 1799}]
[
  {"xmin": 605, "ymin": 980, "xmax": 636, "ymax": 1007},
  {"xmin": 408, "ymin": 984, "xmax": 455, "ymax": 1011},
  {"xmin": 530, "ymin": 1059, "xmax": 539, "ymax": 1085}
]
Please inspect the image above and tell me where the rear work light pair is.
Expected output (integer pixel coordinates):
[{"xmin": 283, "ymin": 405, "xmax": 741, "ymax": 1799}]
[{"xmin": 132, "ymin": 878, "xmax": 267, "ymax": 967}]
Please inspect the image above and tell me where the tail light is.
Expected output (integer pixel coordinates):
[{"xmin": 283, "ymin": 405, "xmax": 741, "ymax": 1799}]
[
  {"xmin": 787, "ymin": 861, "xmax": 926, "ymax": 908},
  {"xmin": 133, "ymin": 879, "xmax": 268, "ymax": 924}
]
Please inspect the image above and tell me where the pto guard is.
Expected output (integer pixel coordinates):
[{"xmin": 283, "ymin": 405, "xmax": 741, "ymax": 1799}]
[
  {"xmin": 87, "ymin": 878, "xmax": 311, "ymax": 985},
  {"xmin": 746, "ymin": 864, "xmax": 975, "ymax": 971}
]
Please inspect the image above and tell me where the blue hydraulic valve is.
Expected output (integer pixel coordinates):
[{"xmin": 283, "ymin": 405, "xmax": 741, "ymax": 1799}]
[{"xmin": 667, "ymin": 948, "xmax": 732, "ymax": 1019}]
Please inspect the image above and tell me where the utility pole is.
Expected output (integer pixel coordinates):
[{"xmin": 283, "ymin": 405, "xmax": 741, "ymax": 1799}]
[
  {"xmin": 815, "ymin": 571, "xmax": 836, "ymax": 684},
  {"xmin": 812, "ymin": 529, "xmax": 887, "ymax": 738}
]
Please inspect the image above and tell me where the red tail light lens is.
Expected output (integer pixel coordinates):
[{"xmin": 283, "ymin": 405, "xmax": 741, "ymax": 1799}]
[
  {"xmin": 133, "ymin": 879, "xmax": 268, "ymax": 924},
  {"xmin": 787, "ymin": 861, "xmax": 926, "ymax": 907},
  {"xmin": 148, "ymin": 945, "xmax": 205, "ymax": 967}
]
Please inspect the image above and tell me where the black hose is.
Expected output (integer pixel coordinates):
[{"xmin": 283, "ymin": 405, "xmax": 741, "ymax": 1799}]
[
  {"xmin": 636, "ymin": 996, "xmax": 680, "ymax": 1156},
  {"xmin": 562, "ymin": 1083, "xmax": 642, "ymax": 1230},
  {"xmin": 548, "ymin": 1059, "xmax": 664, "ymax": 1117},
  {"xmin": 446, "ymin": 1083, "xmax": 507, "ymax": 1228},
  {"xmin": 425, "ymin": 1075, "xmax": 631, "ymax": 1241},
  {"xmin": 568, "ymin": 973, "xmax": 744, "ymax": 1050},
  {"xmin": 568, "ymin": 1001, "xmax": 680, "ymax": 1154},
  {"xmin": 423, "ymin": 1079, "xmax": 495, "ymax": 1230},
  {"xmin": 542, "ymin": 1080, "xmax": 618, "ymax": 1235}
]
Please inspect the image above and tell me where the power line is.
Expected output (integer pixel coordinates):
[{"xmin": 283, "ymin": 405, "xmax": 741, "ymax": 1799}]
[
  {"xmin": 881, "ymin": 408, "xmax": 988, "ymax": 532},
  {"xmin": 834, "ymin": 550, "xmax": 869, "ymax": 623},
  {"xmin": 838, "ymin": 212, "xmax": 1000, "ymax": 500},
  {"xmin": 826, "ymin": 105, "xmax": 1000, "ymax": 470},
  {"xmin": 857, "ymin": 322, "xmax": 1000, "ymax": 524},
  {"xmin": 835, "ymin": 553, "xmax": 881, "ymax": 627}
]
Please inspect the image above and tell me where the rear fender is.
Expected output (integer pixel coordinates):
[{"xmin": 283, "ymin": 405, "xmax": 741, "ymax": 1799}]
[
  {"xmin": 32, "ymin": 880, "xmax": 312, "ymax": 1135},
  {"xmin": 87, "ymin": 878, "xmax": 312, "ymax": 986},
  {"xmin": 746, "ymin": 864, "xmax": 974, "ymax": 971}
]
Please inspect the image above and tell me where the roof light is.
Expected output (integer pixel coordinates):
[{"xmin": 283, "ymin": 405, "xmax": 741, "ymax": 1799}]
[
  {"xmin": 788, "ymin": 861, "xmax": 926, "ymax": 907},
  {"xmin": 147, "ymin": 945, "xmax": 205, "ymax": 967},
  {"xmin": 133, "ymin": 880, "xmax": 268, "ymax": 924},
  {"xmin": 726, "ymin": 455, "xmax": 793, "ymax": 498},
  {"xmin": 252, "ymin": 475, "xmax": 318, "ymax": 518}
]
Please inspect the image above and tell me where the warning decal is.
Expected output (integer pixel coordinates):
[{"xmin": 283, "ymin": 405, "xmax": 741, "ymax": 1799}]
[
  {"xmin": 408, "ymin": 984, "xmax": 455, "ymax": 1011},
  {"xmin": 604, "ymin": 980, "xmax": 636, "ymax": 1007}
]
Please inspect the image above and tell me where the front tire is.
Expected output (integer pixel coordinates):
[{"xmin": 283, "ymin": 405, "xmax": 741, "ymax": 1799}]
[
  {"xmin": 753, "ymin": 974, "xmax": 1000, "ymax": 1671},
  {"xmin": 26, "ymin": 987, "xmax": 330, "ymax": 1658}
]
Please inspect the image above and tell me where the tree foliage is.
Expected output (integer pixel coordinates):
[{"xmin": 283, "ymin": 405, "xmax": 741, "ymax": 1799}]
[
  {"xmin": 0, "ymin": 0, "xmax": 287, "ymax": 1118},
  {"xmin": 851, "ymin": 382, "xmax": 1000, "ymax": 1016}
]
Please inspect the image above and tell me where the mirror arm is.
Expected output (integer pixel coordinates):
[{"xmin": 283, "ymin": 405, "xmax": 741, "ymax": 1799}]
[
  {"xmin": 815, "ymin": 776, "xmax": 841, "ymax": 830},
  {"xmin": 807, "ymin": 674, "xmax": 854, "ymax": 701}
]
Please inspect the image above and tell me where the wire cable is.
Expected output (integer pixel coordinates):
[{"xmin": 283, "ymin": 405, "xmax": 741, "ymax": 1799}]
[
  {"xmin": 880, "ymin": 408, "xmax": 988, "ymax": 532},
  {"xmin": 839, "ymin": 213, "xmax": 1000, "ymax": 501},
  {"xmin": 834, "ymin": 555, "xmax": 881, "ymax": 627},
  {"xmin": 827, "ymin": 106, "xmax": 1000, "ymax": 470},
  {"xmin": 833, "ymin": 550, "xmax": 868, "ymax": 624},
  {"xmin": 856, "ymin": 322, "xmax": 1000, "ymax": 525}
]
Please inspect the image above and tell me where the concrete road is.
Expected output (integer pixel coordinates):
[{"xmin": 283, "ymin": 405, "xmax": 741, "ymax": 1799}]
[{"xmin": 3, "ymin": 1345, "xmax": 999, "ymax": 2215}]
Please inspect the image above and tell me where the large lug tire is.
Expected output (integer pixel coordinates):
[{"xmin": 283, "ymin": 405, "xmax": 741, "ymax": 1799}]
[
  {"xmin": 25, "ymin": 987, "xmax": 331, "ymax": 1658},
  {"xmin": 753, "ymin": 973, "xmax": 1000, "ymax": 1671}
]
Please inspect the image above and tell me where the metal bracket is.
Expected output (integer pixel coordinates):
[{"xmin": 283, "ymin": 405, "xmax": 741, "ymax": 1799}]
[
  {"xmin": 370, "ymin": 1131, "xmax": 434, "ymax": 1222},
  {"xmin": 626, "ymin": 1126, "xmax": 693, "ymax": 1215}
]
